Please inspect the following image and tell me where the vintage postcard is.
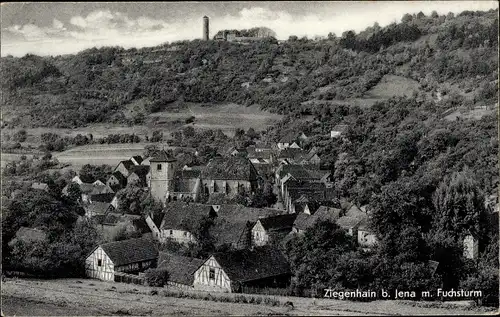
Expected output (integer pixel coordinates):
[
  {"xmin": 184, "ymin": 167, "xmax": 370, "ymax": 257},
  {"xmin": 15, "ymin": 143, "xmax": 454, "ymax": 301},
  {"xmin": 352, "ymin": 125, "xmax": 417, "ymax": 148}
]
[{"xmin": 1, "ymin": 1, "xmax": 499, "ymax": 316}]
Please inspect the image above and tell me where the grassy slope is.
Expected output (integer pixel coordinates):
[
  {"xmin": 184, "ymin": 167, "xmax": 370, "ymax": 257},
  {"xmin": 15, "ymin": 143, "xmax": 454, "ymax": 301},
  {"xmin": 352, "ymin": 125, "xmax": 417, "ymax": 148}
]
[{"xmin": 2, "ymin": 278, "xmax": 495, "ymax": 316}]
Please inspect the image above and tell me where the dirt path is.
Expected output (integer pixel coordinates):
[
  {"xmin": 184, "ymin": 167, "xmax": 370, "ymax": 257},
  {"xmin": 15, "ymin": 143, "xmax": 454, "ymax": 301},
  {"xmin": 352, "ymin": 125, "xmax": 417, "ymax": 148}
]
[{"xmin": 1, "ymin": 278, "xmax": 496, "ymax": 316}]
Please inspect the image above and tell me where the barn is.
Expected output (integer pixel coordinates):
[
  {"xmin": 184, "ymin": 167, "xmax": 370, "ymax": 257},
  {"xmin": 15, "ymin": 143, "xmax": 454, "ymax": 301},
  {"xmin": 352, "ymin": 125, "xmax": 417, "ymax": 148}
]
[
  {"xmin": 85, "ymin": 238, "xmax": 158, "ymax": 282},
  {"xmin": 193, "ymin": 246, "xmax": 291, "ymax": 293}
]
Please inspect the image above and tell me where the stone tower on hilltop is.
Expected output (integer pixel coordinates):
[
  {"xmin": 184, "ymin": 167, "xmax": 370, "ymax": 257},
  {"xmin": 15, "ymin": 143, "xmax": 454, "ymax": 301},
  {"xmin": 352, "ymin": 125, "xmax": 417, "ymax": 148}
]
[
  {"xmin": 203, "ymin": 16, "xmax": 209, "ymax": 40},
  {"xmin": 149, "ymin": 150, "xmax": 177, "ymax": 203}
]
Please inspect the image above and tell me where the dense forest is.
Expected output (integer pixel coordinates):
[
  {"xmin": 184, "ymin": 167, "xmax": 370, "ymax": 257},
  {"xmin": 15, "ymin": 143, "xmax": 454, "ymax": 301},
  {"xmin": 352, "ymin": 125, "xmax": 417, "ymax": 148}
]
[{"xmin": 1, "ymin": 9, "xmax": 498, "ymax": 304}]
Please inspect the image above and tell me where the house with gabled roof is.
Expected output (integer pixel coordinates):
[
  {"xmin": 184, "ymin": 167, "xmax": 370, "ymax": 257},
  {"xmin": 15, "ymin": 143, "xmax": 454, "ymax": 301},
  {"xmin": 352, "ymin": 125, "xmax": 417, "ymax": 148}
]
[
  {"xmin": 145, "ymin": 202, "xmax": 217, "ymax": 244},
  {"xmin": 291, "ymin": 205, "xmax": 342, "ymax": 234},
  {"xmin": 193, "ymin": 246, "xmax": 291, "ymax": 293},
  {"xmin": 251, "ymin": 213, "xmax": 298, "ymax": 246},
  {"xmin": 202, "ymin": 156, "xmax": 259, "ymax": 197},
  {"xmin": 85, "ymin": 238, "xmax": 158, "ymax": 282},
  {"xmin": 107, "ymin": 171, "xmax": 128, "ymax": 191},
  {"xmin": 158, "ymin": 252, "xmax": 205, "ymax": 289},
  {"xmin": 114, "ymin": 160, "xmax": 135, "ymax": 178},
  {"xmin": 127, "ymin": 165, "xmax": 150, "ymax": 187}
]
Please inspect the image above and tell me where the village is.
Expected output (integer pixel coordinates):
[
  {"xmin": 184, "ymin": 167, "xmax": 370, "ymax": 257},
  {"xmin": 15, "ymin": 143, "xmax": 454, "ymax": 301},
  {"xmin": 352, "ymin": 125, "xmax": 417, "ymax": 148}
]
[{"xmin": 15, "ymin": 127, "xmax": 481, "ymax": 295}]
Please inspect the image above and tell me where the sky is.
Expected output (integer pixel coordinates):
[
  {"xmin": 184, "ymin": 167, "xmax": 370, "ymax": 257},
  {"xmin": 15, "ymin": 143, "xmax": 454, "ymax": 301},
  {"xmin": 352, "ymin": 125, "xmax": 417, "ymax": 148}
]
[{"xmin": 1, "ymin": 1, "xmax": 498, "ymax": 57}]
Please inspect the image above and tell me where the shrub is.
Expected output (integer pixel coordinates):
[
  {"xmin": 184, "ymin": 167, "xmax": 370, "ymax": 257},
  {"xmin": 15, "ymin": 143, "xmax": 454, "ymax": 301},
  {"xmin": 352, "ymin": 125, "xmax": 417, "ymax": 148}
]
[{"xmin": 144, "ymin": 268, "xmax": 169, "ymax": 287}]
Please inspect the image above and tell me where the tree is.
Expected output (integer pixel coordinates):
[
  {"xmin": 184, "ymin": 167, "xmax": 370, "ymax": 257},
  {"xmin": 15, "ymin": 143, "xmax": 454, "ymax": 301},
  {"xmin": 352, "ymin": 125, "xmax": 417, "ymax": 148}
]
[
  {"xmin": 79, "ymin": 164, "xmax": 112, "ymax": 183},
  {"xmin": 145, "ymin": 268, "xmax": 170, "ymax": 287},
  {"xmin": 12, "ymin": 129, "xmax": 27, "ymax": 142},
  {"xmin": 402, "ymin": 13, "xmax": 413, "ymax": 23},
  {"xmin": 432, "ymin": 169, "xmax": 485, "ymax": 237},
  {"xmin": 116, "ymin": 185, "xmax": 148, "ymax": 215}
]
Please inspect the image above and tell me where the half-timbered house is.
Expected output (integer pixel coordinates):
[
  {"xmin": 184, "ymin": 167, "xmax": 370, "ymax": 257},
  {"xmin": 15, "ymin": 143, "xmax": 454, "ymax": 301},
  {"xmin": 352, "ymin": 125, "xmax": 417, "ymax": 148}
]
[
  {"xmin": 193, "ymin": 246, "xmax": 291, "ymax": 293},
  {"xmin": 85, "ymin": 238, "xmax": 158, "ymax": 282}
]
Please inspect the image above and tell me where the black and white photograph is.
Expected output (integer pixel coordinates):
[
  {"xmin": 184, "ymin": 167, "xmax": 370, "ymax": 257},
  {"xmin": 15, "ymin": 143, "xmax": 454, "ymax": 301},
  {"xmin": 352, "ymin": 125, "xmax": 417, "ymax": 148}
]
[{"xmin": 1, "ymin": 1, "xmax": 499, "ymax": 315}]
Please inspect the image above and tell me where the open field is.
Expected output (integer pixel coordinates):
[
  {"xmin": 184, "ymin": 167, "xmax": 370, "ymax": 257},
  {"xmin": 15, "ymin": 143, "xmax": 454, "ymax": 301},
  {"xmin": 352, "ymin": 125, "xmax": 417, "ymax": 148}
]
[
  {"xmin": 1, "ymin": 278, "xmax": 495, "ymax": 316},
  {"xmin": 52, "ymin": 143, "xmax": 182, "ymax": 170},
  {"xmin": 149, "ymin": 102, "xmax": 283, "ymax": 136}
]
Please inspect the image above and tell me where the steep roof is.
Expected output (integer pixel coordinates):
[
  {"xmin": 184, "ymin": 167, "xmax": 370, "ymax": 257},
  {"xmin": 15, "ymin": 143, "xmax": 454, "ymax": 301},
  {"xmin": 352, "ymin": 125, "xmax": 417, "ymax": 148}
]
[
  {"xmin": 90, "ymin": 192, "xmax": 115, "ymax": 203},
  {"xmin": 160, "ymin": 202, "xmax": 216, "ymax": 231},
  {"xmin": 277, "ymin": 165, "xmax": 317, "ymax": 180},
  {"xmin": 293, "ymin": 213, "xmax": 311, "ymax": 231},
  {"xmin": 131, "ymin": 155, "xmax": 143, "ymax": 165},
  {"xmin": 150, "ymin": 150, "xmax": 176, "ymax": 162},
  {"xmin": 278, "ymin": 148, "xmax": 304, "ymax": 160},
  {"xmin": 211, "ymin": 220, "xmax": 251, "ymax": 249},
  {"xmin": 158, "ymin": 253, "xmax": 204, "ymax": 286},
  {"xmin": 100, "ymin": 238, "xmax": 158, "ymax": 266},
  {"xmin": 174, "ymin": 169, "xmax": 201, "ymax": 179},
  {"xmin": 258, "ymin": 213, "xmax": 298, "ymax": 231},
  {"xmin": 129, "ymin": 165, "xmax": 150, "ymax": 177},
  {"xmin": 109, "ymin": 171, "xmax": 127, "ymax": 185},
  {"xmin": 211, "ymin": 246, "xmax": 290, "ymax": 283},
  {"xmin": 279, "ymin": 131, "xmax": 298, "ymax": 143},
  {"xmin": 336, "ymin": 216, "xmax": 361, "ymax": 229},
  {"xmin": 216, "ymin": 205, "xmax": 283, "ymax": 223},
  {"xmin": 84, "ymin": 201, "xmax": 113, "ymax": 215},
  {"xmin": 202, "ymin": 156, "xmax": 258, "ymax": 181},
  {"xmin": 117, "ymin": 160, "xmax": 135, "ymax": 170}
]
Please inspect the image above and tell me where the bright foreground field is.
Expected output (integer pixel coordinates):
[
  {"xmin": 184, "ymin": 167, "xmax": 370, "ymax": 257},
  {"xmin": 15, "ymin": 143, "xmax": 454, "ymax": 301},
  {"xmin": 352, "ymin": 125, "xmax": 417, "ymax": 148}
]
[{"xmin": 1, "ymin": 278, "xmax": 495, "ymax": 316}]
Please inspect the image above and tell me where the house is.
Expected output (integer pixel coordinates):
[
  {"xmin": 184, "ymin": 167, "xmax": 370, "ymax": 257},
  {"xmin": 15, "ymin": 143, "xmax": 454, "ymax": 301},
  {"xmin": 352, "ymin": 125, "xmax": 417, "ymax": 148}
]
[
  {"xmin": 130, "ymin": 155, "xmax": 143, "ymax": 166},
  {"xmin": 291, "ymin": 205, "xmax": 342, "ymax": 234},
  {"xmin": 201, "ymin": 156, "xmax": 259, "ymax": 197},
  {"xmin": 251, "ymin": 213, "xmax": 298, "ymax": 246},
  {"xmin": 277, "ymin": 132, "xmax": 298, "ymax": 150},
  {"xmin": 330, "ymin": 124, "xmax": 348, "ymax": 138},
  {"xmin": 114, "ymin": 160, "xmax": 135, "ymax": 178},
  {"xmin": 211, "ymin": 205, "xmax": 283, "ymax": 249},
  {"xmin": 31, "ymin": 182, "xmax": 49, "ymax": 192},
  {"xmin": 149, "ymin": 150, "xmax": 202, "ymax": 203},
  {"xmin": 193, "ymin": 246, "xmax": 291, "ymax": 293},
  {"xmin": 336, "ymin": 216, "xmax": 361, "ymax": 236},
  {"xmin": 85, "ymin": 238, "xmax": 158, "ymax": 282},
  {"xmin": 157, "ymin": 253, "xmax": 204, "ymax": 289},
  {"xmin": 283, "ymin": 181, "xmax": 336, "ymax": 213},
  {"xmin": 127, "ymin": 165, "xmax": 150, "ymax": 187},
  {"xmin": 145, "ymin": 202, "xmax": 217, "ymax": 244},
  {"xmin": 107, "ymin": 171, "xmax": 128, "ymax": 191}
]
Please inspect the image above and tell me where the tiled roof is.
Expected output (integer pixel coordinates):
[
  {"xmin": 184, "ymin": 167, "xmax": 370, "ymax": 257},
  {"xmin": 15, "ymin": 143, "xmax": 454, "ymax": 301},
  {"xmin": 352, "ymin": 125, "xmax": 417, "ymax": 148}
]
[
  {"xmin": 84, "ymin": 201, "xmax": 113, "ymax": 215},
  {"xmin": 211, "ymin": 246, "xmax": 290, "ymax": 283},
  {"xmin": 211, "ymin": 220, "xmax": 251, "ymax": 249},
  {"xmin": 102, "ymin": 212, "xmax": 142, "ymax": 226},
  {"xmin": 109, "ymin": 171, "xmax": 127, "ymax": 185},
  {"xmin": 100, "ymin": 238, "xmax": 158, "ymax": 266},
  {"xmin": 279, "ymin": 131, "xmax": 298, "ymax": 143},
  {"xmin": 202, "ymin": 156, "xmax": 258, "ymax": 181},
  {"xmin": 336, "ymin": 216, "xmax": 361, "ymax": 229},
  {"xmin": 278, "ymin": 165, "xmax": 317, "ymax": 180},
  {"xmin": 150, "ymin": 150, "xmax": 176, "ymax": 162},
  {"xmin": 131, "ymin": 155, "xmax": 143, "ymax": 164},
  {"xmin": 278, "ymin": 148, "xmax": 304, "ymax": 159},
  {"xmin": 118, "ymin": 160, "xmax": 135, "ymax": 170},
  {"xmin": 90, "ymin": 193, "xmax": 115, "ymax": 203},
  {"xmin": 258, "ymin": 213, "xmax": 298, "ymax": 231},
  {"xmin": 158, "ymin": 253, "xmax": 204, "ymax": 286},
  {"xmin": 293, "ymin": 213, "xmax": 311, "ymax": 231},
  {"xmin": 160, "ymin": 202, "xmax": 216, "ymax": 231},
  {"xmin": 216, "ymin": 205, "xmax": 283, "ymax": 223},
  {"xmin": 174, "ymin": 169, "xmax": 201, "ymax": 179}
]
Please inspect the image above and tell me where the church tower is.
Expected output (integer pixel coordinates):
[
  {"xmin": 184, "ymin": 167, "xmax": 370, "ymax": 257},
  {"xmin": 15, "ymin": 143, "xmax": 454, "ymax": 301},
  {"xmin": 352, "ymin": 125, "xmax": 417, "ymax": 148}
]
[{"xmin": 149, "ymin": 150, "xmax": 177, "ymax": 203}]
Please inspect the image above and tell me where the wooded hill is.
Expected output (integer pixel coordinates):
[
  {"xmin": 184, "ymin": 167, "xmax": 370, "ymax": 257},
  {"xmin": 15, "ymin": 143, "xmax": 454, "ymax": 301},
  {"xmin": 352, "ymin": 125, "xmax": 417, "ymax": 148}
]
[{"xmin": 1, "ymin": 9, "xmax": 497, "ymax": 129}]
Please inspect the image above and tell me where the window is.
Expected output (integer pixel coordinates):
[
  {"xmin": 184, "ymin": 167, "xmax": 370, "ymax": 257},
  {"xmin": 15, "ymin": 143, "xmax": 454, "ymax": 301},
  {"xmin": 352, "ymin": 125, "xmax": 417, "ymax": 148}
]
[
  {"xmin": 170, "ymin": 230, "xmax": 173, "ymax": 235},
  {"xmin": 209, "ymin": 268, "xmax": 215, "ymax": 280},
  {"xmin": 97, "ymin": 259, "xmax": 102, "ymax": 267},
  {"xmin": 183, "ymin": 232, "xmax": 187, "ymax": 236},
  {"xmin": 157, "ymin": 164, "xmax": 162, "ymax": 171}
]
